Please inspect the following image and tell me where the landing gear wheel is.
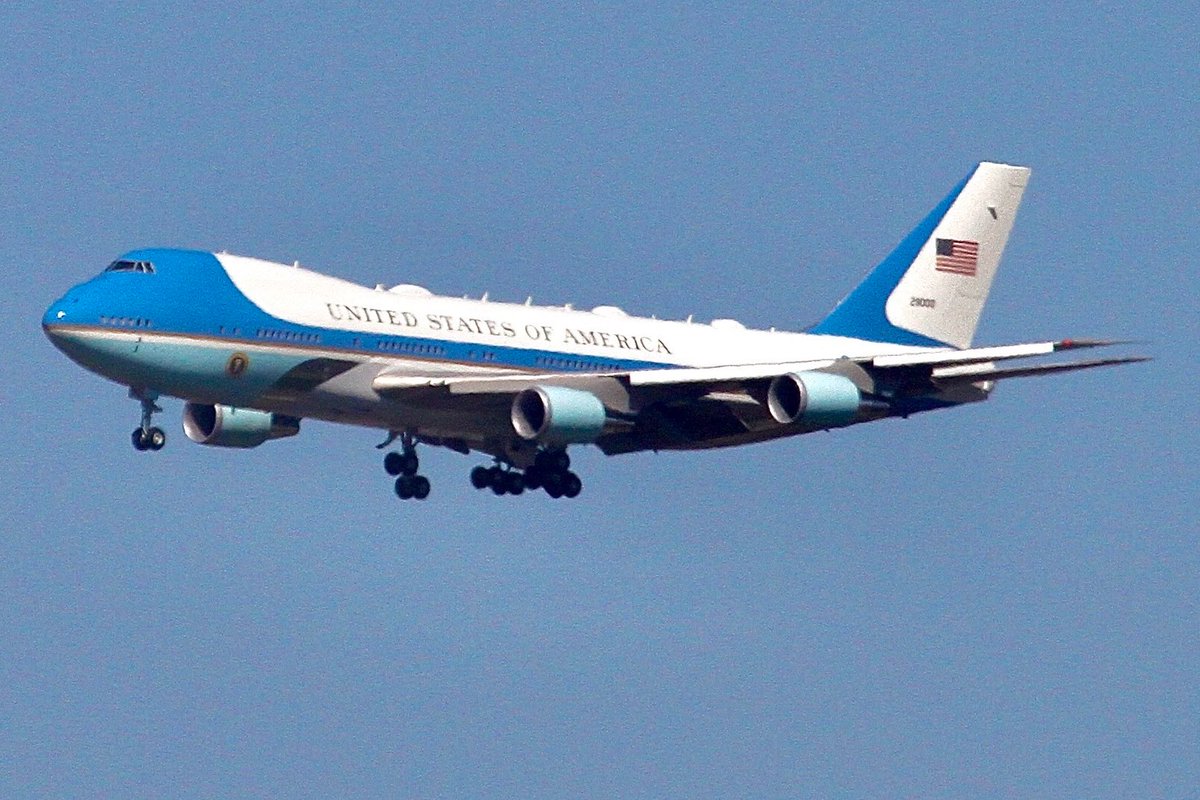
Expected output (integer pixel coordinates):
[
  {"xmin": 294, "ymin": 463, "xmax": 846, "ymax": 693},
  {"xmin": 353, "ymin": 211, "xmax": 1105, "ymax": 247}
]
[
  {"xmin": 504, "ymin": 471, "xmax": 525, "ymax": 495},
  {"xmin": 523, "ymin": 466, "xmax": 543, "ymax": 490},
  {"xmin": 536, "ymin": 449, "xmax": 570, "ymax": 473},
  {"xmin": 542, "ymin": 470, "xmax": 564, "ymax": 498},
  {"xmin": 384, "ymin": 450, "xmax": 419, "ymax": 476},
  {"xmin": 394, "ymin": 473, "xmax": 431, "ymax": 501},
  {"xmin": 147, "ymin": 427, "xmax": 166, "ymax": 451},
  {"xmin": 411, "ymin": 475, "xmax": 431, "ymax": 500},
  {"xmin": 394, "ymin": 475, "xmax": 414, "ymax": 500},
  {"xmin": 489, "ymin": 468, "xmax": 508, "ymax": 495},
  {"xmin": 470, "ymin": 465, "xmax": 491, "ymax": 490},
  {"xmin": 131, "ymin": 428, "xmax": 148, "ymax": 451},
  {"xmin": 562, "ymin": 471, "xmax": 582, "ymax": 498}
]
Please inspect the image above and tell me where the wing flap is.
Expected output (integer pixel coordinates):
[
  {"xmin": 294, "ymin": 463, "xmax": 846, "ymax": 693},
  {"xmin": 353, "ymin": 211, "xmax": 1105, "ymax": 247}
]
[
  {"xmin": 871, "ymin": 338, "xmax": 1121, "ymax": 369},
  {"xmin": 372, "ymin": 368, "xmax": 531, "ymax": 396},
  {"xmin": 625, "ymin": 360, "xmax": 837, "ymax": 387}
]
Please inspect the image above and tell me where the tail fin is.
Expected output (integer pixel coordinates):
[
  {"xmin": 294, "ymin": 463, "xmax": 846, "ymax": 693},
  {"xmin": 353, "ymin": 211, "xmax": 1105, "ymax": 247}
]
[{"xmin": 811, "ymin": 162, "xmax": 1030, "ymax": 349}]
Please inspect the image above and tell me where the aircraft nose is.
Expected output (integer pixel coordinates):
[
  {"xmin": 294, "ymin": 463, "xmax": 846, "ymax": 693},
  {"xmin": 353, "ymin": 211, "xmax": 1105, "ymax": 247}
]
[
  {"xmin": 43, "ymin": 301, "xmax": 66, "ymax": 335},
  {"xmin": 42, "ymin": 289, "xmax": 80, "ymax": 348}
]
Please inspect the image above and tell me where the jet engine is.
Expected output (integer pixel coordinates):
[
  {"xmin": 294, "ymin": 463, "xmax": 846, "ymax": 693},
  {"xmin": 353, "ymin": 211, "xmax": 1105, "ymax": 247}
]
[
  {"xmin": 511, "ymin": 386, "xmax": 607, "ymax": 445},
  {"xmin": 766, "ymin": 371, "xmax": 862, "ymax": 428},
  {"xmin": 182, "ymin": 402, "xmax": 301, "ymax": 448}
]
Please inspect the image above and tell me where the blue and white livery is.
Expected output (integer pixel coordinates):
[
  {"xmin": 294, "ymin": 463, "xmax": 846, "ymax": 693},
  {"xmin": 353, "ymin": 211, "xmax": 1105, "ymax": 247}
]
[{"xmin": 42, "ymin": 162, "xmax": 1145, "ymax": 500}]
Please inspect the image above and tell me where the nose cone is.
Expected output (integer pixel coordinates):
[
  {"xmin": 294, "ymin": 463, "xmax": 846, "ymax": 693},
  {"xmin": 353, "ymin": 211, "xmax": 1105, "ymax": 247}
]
[{"xmin": 42, "ymin": 295, "xmax": 72, "ymax": 348}]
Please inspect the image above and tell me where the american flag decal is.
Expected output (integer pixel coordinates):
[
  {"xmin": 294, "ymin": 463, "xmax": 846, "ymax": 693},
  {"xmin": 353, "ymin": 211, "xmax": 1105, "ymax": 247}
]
[{"xmin": 935, "ymin": 238, "xmax": 979, "ymax": 276}]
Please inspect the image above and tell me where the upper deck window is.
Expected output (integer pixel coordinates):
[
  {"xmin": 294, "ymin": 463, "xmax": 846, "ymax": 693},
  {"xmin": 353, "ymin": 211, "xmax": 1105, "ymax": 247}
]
[{"xmin": 105, "ymin": 259, "xmax": 155, "ymax": 274}]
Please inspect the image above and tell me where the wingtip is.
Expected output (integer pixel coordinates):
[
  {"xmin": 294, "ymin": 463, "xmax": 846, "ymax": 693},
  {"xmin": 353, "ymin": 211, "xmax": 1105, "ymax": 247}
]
[{"xmin": 1054, "ymin": 338, "xmax": 1146, "ymax": 351}]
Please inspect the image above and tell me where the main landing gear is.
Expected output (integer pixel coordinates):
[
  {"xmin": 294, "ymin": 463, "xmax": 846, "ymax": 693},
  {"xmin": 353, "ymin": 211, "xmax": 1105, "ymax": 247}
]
[
  {"xmin": 383, "ymin": 433, "xmax": 430, "ymax": 501},
  {"xmin": 469, "ymin": 449, "xmax": 583, "ymax": 499},
  {"xmin": 130, "ymin": 390, "xmax": 166, "ymax": 452}
]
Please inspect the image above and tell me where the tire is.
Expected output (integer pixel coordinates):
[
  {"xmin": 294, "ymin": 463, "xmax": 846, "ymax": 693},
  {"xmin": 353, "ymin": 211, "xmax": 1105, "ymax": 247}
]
[
  {"xmin": 538, "ymin": 449, "xmax": 570, "ymax": 473},
  {"xmin": 542, "ymin": 470, "xmax": 564, "ymax": 497},
  {"xmin": 522, "ymin": 466, "xmax": 542, "ymax": 490},
  {"xmin": 394, "ymin": 475, "xmax": 414, "ymax": 500},
  {"xmin": 131, "ymin": 428, "xmax": 148, "ymax": 451},
  {"xmin": 412, "ymin": 475, "xmax": 431, "ymax": 500},
  {"xmin": 563, "ymin": 472, "xmax": 582, "ymax": 499},
  {"xmin": 384, "ymin": 452, "xmax": 403, "ymax": 476},
  {"xmin": 470, "ymin": 465, "xmax": 491, "ymax": 490},
  {"xmin": 148, "ymin": 427, "xmax": 166, "ymax": 450},
  {"xmin": 399, "ymin": 451, "xmax": 419, "ymax": 476},
  {"xmin": 505, "ymin": 471, "xmax": 524, "ymax": 495}
]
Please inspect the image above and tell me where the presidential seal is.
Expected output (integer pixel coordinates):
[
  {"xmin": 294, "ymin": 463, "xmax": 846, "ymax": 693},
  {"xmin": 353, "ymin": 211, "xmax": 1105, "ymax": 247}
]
[{"xmin": 226, "ymin": 353, "xmax": 249, "ymax": 377}]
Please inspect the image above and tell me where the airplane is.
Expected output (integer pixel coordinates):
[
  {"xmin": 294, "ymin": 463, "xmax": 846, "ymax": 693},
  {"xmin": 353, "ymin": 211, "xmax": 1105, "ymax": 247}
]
[{"xmin": 42, "ymin": 162, "xmax": 1146, "ymax": 501}]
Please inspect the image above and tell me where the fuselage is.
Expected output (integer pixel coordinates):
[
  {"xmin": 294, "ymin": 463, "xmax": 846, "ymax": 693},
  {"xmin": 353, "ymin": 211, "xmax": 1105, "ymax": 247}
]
[{"xmin": 42, "ymin": 249, "xmax": 937, "ymax": 445}]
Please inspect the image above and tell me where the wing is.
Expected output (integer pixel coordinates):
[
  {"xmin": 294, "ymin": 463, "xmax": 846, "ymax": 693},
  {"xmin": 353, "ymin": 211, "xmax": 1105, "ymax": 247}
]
[{"xmin": 370, "ymin": 339, "xmax": 1148, "ymax": 455}]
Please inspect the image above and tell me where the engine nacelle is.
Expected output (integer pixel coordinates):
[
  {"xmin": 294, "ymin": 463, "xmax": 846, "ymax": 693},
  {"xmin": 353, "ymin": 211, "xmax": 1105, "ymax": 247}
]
[
  {"xmin": 766, "ymin": 371, "xmax": 862, "ymax": 428},
  {"xmin": 182, "ymin": 403, "xmax": 300, "ymax": 448},
  {"xmin": 511, "ymin": 386, "xmax": 607, "ymax": 445}
]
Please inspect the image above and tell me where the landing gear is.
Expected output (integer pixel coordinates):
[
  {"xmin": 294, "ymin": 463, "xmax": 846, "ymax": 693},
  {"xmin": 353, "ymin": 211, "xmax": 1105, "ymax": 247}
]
[
  {"xmin": 394, "ymin": 474, "xmax": 431, "ymax": 500},
  {"xmin": 528, "ymin": 449, "xmax": 582, "ymax": 498},
  {"xmin": 131, "ymin": 426, "xmax": 166, "ymax": 451},
  {"xmin": 383, "ymin": 449, "xmax": 419, "ymax": 477},
  {"xmin": 469, "ymin": 449, "xmax": 583, "ymax": 499},
  {"xmin": 383, "ymin": 432, "xmax": 431, "ymax": 501},
  {"xmin": 130, "ymin": 389, "xmax": 165, "ymax": 452},
  {"xmin": 469, "ymin": 464, "xmax": 526, "ymax": 496}
]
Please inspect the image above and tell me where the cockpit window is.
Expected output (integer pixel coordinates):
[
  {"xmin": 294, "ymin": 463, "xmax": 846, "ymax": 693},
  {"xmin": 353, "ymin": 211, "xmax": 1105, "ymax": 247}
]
[{"xmin": 105, "ymin": 259, "xmax": 155, "ymax": 274}]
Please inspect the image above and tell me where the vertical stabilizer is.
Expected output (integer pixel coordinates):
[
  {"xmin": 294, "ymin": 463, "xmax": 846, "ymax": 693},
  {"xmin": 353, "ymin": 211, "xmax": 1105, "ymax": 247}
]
[{"xmin": 812, "ymin": 162, "xmax": 1030, "ymax": 349}]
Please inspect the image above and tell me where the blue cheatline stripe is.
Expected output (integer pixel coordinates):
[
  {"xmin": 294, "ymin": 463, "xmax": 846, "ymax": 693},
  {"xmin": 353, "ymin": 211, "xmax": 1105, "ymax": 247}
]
[
  {"xmin": 59, "ymin": 248, "xmax": 678, "ymax": 375},
  {"xmin": 809, "ymin": 165, "xmax": 978, "ymax": 347}
]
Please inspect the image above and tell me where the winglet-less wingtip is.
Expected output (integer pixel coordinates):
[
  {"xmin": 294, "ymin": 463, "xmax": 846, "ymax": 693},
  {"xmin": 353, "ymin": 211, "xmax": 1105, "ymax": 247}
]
[{"xmin": 1053, "ymin": 338, "xmax": 1140, "ymax": 351}]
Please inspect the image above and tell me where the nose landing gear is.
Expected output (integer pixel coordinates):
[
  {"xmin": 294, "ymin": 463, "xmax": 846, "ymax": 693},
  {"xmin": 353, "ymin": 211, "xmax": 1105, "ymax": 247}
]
[{"xmin": 130, "ymin": 389, "xmax": 166, "ymax": 451}]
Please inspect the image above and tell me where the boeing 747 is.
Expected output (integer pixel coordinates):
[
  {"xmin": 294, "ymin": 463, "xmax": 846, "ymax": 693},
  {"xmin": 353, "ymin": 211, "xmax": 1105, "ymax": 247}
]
[{"xmin": 42, "ymin": 162, "xmax": 1145, "ymax": 500}]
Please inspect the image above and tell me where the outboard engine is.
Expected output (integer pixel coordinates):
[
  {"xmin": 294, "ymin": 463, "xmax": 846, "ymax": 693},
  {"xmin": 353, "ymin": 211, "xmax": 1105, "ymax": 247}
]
[{"xmin": 182, "ymin": 403, "xmax": 300, "ymax": 448}]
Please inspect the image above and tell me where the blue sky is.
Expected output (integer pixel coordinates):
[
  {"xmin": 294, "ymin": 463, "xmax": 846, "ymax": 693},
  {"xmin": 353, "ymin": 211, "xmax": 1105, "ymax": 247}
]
[{"xmin": 3, "ymin": 4, "xmax": 1196, "ymax": 797}]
